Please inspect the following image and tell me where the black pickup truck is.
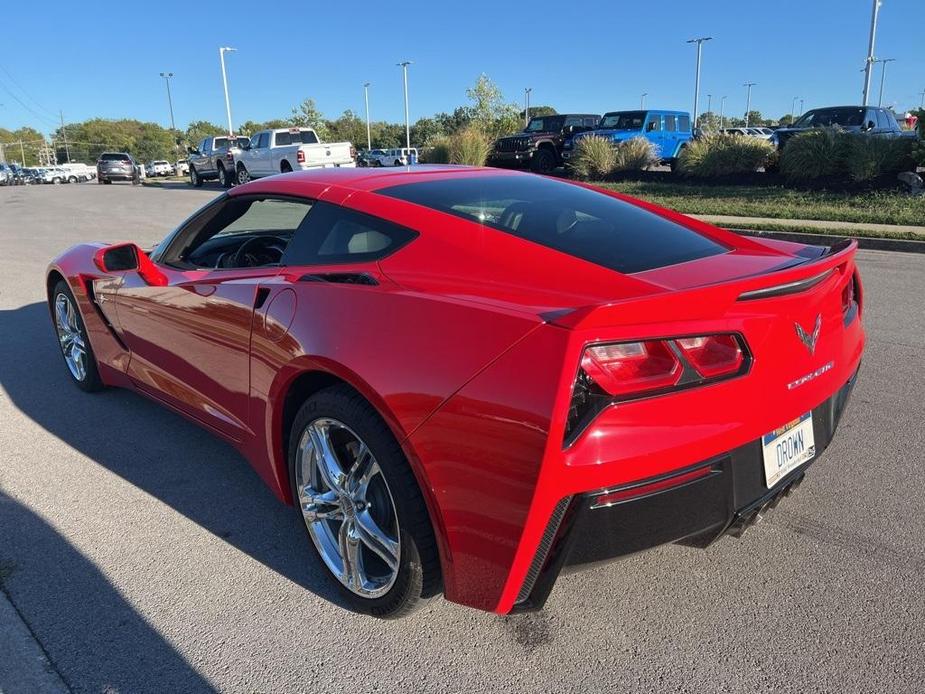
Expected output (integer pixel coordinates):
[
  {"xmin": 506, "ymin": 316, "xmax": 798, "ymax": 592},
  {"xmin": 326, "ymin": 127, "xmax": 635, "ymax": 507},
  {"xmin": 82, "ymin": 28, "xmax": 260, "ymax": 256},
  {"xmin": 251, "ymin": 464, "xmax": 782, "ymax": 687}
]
[{"xmin": 488, "ymin": 114, "xmax": 599, "ymax": 173}]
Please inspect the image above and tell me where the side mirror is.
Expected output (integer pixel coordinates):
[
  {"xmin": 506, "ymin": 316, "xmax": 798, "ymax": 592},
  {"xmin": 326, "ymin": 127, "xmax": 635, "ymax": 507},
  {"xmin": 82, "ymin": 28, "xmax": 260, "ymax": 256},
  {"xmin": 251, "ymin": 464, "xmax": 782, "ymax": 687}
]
[
  {"xmin": 864, "ymin": 121, "xmax": 875, "ymax": 132},
  {"xmin": 562, "ymin": 125, "xmax": 577, "ymax": 136},
  {"xmin": 187, "ymin": 146, "xmax": 199, "ymax": 155},
  {"xmin": 93, "ymin": 243, "xmax": 167, "ymax": 286}
]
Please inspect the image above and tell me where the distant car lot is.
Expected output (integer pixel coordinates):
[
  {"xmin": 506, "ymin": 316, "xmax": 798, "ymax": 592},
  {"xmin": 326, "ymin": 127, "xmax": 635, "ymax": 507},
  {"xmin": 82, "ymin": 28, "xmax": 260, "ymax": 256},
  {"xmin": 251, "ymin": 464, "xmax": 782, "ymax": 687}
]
[{"xmin": 1, "ymin": 184, "xmax": 923, "ymax": 693}]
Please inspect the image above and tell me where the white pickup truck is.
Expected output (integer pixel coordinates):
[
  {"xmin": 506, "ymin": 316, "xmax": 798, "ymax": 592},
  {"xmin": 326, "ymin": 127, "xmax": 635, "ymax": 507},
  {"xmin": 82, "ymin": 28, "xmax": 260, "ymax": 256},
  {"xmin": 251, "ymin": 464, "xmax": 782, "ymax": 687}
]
[{"xmin": 232, "ymin": 127, "xmax": 355, "ymax": 184}]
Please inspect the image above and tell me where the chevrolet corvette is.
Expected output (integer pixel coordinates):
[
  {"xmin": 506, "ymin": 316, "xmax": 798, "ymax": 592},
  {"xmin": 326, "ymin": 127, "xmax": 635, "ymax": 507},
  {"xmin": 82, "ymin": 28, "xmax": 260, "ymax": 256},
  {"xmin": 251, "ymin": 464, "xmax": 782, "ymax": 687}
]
[{"xmin": 46, "ymin": 166, "xmax": 864, "ymax": 617}]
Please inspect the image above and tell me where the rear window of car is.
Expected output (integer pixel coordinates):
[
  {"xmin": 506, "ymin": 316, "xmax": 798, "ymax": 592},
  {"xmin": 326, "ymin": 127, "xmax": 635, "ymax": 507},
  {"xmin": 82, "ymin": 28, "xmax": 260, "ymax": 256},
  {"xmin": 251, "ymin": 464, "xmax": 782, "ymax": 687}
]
[
  {"xmin": 100, "ymin": 153, "xmax": 129, "ymax": 161},
  {"xmin": 275, "ymin": 130, "xmax": 319, "ymax": 146},
  {"xmin": 378, "ymin": 175, "xmax": 727, "ymax": 274}
]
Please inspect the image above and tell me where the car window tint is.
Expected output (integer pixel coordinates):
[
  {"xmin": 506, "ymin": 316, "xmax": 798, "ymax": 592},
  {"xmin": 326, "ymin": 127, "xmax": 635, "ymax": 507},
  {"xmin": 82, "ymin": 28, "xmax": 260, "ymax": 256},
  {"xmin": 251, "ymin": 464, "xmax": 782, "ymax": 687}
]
[
  {"xmin": 876, "ymin": 110, "xmax": 892, "ymax": 130},
  {"xmin": 296, "ymin": 130, "xmax": 319, "ymax": 144},
  {"xmin": 678, "ymin": 115, "xmax": 691, "ymax": 131},
  {"xmin": 646, "ymin": 115, "xmax": 662, "ymax": 131},
  {"xmin": 664, "ymin": 115, "xmax": 677, "ymax": 132},
  {"xmin": 282, "ymin": 202, "xmax": 418, "ymax": 266},
  {"xmin": 379, "ymin": 175, "xmax": 727, "ymax": 274},
  {"xmin": 275, "ymin": 132, "xmax": 292, "ymax": 146}
]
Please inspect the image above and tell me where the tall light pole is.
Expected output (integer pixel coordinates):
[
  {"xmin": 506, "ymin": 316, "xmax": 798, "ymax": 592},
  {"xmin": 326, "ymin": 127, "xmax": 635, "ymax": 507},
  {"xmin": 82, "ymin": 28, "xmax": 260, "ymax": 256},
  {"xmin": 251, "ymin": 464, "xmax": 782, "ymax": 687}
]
[
  {"xmin": 862, "ymin": 0, "xmax": 883, "ymax": 106},
  {"xmin": 524, "ymin": 88, "xmax": 532, "ymax": 126},
  {"xmin": 790, "ymin": 96, "xmax": 800, "ymax": 124},
  {"xmin": 59, "ymin": 111, "xmax": 70, "ymax": 163},
  {"xmin": 363, "ymin": 82, "xmax": 372, "ymax": 151},
  {"xmin": 397, "ymin": 61, "xmax": 412, "ymax": 150},
  {"xmin": 687, "ymin": 37, "xmax": 712, "ymax": 130},
  {"xmin": 920, "ymin": 89, "xmax": 925, "ymax": 109},
  {"xmin": 160, "ymin": 72, "xmax": 177, "ymax": 158},
  {"xmin": 720, "ymin": 95, "xmax": 727, "ymax": 130},
  {"xmin": 640, "ymin": 92, "xmax": 648, "ymax": 109},
  {"xmin": 799, "ymin": 98, "xmax": 804, "ymax": 115},
  {"xmin": 743, "ymin": 82, "xmax": 756, "ymax": 126},
  {"xmin": 219, "ymin": 47, "xmax": 237, "ymax": 136},
  {"xmin": 877, "ymin": 58, "xmax": 895, "ymax": 107}
]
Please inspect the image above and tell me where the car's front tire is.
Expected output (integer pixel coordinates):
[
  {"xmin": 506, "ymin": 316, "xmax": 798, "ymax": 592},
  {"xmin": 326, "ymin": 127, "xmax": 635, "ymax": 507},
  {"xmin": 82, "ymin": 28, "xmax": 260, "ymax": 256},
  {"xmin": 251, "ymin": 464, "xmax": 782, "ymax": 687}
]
[
  {"xmin": 288, "ymin": 385, "xmax": 441, "ymax": 618},
  {"xmin": 51, "ymin": 281, "xmax": 104, "ymax": 392},
  {"xmin": 190, "ymin": 166, "xmax": 202, "ymax": 187},
  {"xmin": 530, "ymin": 148, "xmax": 556, "ymax": 174}
]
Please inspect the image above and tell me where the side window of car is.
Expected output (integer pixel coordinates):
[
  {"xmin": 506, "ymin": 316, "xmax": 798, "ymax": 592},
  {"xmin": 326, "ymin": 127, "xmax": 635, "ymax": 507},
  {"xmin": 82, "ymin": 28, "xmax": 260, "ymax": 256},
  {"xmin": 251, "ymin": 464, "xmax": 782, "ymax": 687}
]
[
  {"xmin": 257, "ymin": 132, "xmax": 269, "ymax": 148},
  {"xmin": 664, "ymin": 115, "xmax": 677, "ymax": 132},
  {"xmin": 171, "ymin": 197, "xmax": 314, "ymax": 269},
  {"xmin": 275, "ymin": 131, "xmax": 292, "ymax": 146},
  {"xmin": 282, "ymin": 201, "xmax": 418, "ymax": 266},
  {"xmin": 584, "ymin": 117, "xmax": 597, "ymax": 127},
  {"xmin": 645, "ymin": 115, "xmax": 662, "ymax": 132},
  {"xmin": 199, "ymin": 138, "xmax": 209, "ymax": 153},
  {"xmin": 678, "ymin": 115, "xmax": 691, "ymax": 132},
  {"xmin": 564, "ymin": 116, "xmax": 582, "ymax": 127},
  {"xmin": 876, "ymin": 109, "xmax": 892, "ymax": 131}
]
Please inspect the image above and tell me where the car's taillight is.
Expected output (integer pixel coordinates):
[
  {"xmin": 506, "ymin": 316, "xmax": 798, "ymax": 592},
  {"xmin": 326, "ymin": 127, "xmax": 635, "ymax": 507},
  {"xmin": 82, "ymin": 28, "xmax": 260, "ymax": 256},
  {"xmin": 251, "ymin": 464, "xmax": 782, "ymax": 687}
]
[
  {"xmin": 565, "ymin": 334, "xmax": 750, "ymax": 445},
  {"xmin": 581, "ymin": 341, "xmax": 681, "ymax": 397},
  {"xmin": 674, "ymin": 334, "xmax": 744, "ymax": 378},
  {"xmin": 297, "ymin": 150, "xmax": 305, "ymax": 163},
  {"xmin": 841, "ymin": 271, "xmax": 861, "ymax": 324}
]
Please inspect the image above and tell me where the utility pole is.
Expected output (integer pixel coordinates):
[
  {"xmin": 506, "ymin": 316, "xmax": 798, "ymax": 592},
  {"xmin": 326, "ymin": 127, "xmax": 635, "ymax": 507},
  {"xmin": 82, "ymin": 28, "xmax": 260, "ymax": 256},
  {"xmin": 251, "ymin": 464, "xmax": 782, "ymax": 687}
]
[
  {"xmin": 799, "ymin": 98, "xmax": 804, "ymax": 115},
  {"xmin": 19, "ymin": 140, "xmax": 25, "ymax": 165},
  {"xmin": 720, "ymin": 95, "xmax": 727, "ymax": 130},
  {"xmin": 640, "ymin": 92, "xmax": 647, "ymax": 109},
  {"xmin": 397, "ymin": 61, "xmax": 412, "ymax": 151},
  {"xmin": 363, "ymin": 82, "xmax": 372, "ymax": 151},
  {"xmin": 524, "ymin": 88, "xmax": 532, "ymax": 126},
  {"xmin": 59, "ymin": 111, "xmax": 70, "ymax": 163},
  {"xmin": 919, "ymin": 89, "xmax": 925, "ymax": 109},
  {"xmin": 743, "ymin": 82, "xmax": 756, "ymax": 126},
  {"xmin": 791, "ymin": 96, "xmax": 800, "ymax": 124},
  {"xmin": 687, "ymin": 37, "xmax": 712, "ymax": 130},
  {"xmin": 706, "ymin": 93, "xmax": 712, "ymax": 115},
  {"xmin": 219, "ymin": 47, "xmax": 237, "ymax": 136},
  {"xmin": 862, "ymin": 0, "xmax": 882, "ymax": 106},
  {"xmin": 876, "ymin": 58, "xmax": 895, "ymax": 107}
]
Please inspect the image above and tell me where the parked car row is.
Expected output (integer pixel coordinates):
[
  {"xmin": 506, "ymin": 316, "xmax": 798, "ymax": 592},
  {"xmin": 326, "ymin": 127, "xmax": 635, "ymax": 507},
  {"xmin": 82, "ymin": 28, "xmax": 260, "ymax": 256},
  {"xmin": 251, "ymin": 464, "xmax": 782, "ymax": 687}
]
[
  {"xmin": 186, "ymin": 128, "xmax": 356, "ymax": 188},
  {"xmin": 0, "ymin": 162, "xmax": 97, "ymax": 185},
  {"xmin": 357, "ymin": 147, "xmax": 419, "ymax": 167}
]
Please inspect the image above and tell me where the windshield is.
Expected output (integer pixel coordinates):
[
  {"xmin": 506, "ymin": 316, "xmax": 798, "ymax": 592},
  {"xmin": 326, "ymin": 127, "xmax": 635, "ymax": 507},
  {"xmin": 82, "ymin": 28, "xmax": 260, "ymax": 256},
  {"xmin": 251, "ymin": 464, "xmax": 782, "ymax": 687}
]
[
  {"xmin": 793, "ymin": 108, "xmax": 866, "ymax": 128},
  {"xmin": 598, "ymin": 111, "xmax": 646, "ymax": 130},
  {"xmin": 379, "ymin": 175, "xmax": 726, "ymax": 274},
  {"xmin": 525, "ymin": 116, "xmax": 565, "ymax": 133}
]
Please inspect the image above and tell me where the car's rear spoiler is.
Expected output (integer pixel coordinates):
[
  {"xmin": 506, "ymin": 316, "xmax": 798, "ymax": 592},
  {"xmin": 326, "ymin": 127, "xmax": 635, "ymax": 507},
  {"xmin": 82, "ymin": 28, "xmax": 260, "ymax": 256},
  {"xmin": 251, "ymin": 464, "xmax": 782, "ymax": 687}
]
[{"xmin": 547, "ymin": 239, "xmax": 858, "ymax": 331}]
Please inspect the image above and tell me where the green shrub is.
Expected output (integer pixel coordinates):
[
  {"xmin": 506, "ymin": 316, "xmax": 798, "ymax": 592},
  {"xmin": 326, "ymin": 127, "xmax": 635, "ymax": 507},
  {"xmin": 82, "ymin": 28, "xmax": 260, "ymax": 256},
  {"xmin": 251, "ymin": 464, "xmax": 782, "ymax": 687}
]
[
  {"xmin": 613, "ymin": 137, "xmax": 659, "ymax": 172},
  {"xmin": 780, "ymin": 128, "xmax": 846, "ymax": 181},
  {"xmin": 678, "ymin": 134, "xmax": 775, "ymax": 177},
  {"xmin": 420, "ymin": 137, "xmax": 450, "ymax": 164},
  {"xmin": 570, "ymin": 136, "xmax": 616, "ymax": 179},
  {"xmin": 782, "ymin": 127, "xmax": 916, "ymax": 182},
  {"xmin": 447, "ymin": 126, "xmax": 491, "ymax": 166},
  {"xmin": 842, "ymin": 135, "xmax": 915, "ymax": 182}
]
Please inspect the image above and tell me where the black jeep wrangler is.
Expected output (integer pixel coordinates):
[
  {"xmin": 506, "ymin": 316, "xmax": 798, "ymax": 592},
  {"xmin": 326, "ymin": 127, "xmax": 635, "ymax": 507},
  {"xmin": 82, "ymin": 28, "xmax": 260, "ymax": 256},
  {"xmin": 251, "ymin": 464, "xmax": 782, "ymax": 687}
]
[{"xmin": 488, "ymin": 114, "xmax": 599, "ymax": 173}]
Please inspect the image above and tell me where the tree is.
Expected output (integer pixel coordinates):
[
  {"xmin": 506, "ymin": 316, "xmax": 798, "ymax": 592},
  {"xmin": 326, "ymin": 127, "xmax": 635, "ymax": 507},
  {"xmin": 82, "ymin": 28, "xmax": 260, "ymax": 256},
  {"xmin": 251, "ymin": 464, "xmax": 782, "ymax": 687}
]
[
  {"xmin": 697, "ymin": 111, "xmax": 723, "ymax": 132},
  {"xmin": 778, "ymin": 114, "xmax": 797, "ymax": 126},
  {"xmin": 185, "ymin": 120, "xmax": 224, "ymax": 148},
  {"xmin": 289, "ymin": 98, "xmax": 329, "ymax": 140},
  {"xmin": 0, "ymin": 126, "xmax": 44, "ymax": 165},
  {"xmin": 327, "ymin": 110, "xmax": 367, "ymax": 148},
  {"xmin": 520, "ymin": 105, "xmax": 557, "ymax": 120},
  {"xmin": 464, "ymin": 74, "xmax": 520, "ymax": 139},
  {"xmin": 744, "ymin": 110, "xmax": 766, "ymax": 126}
]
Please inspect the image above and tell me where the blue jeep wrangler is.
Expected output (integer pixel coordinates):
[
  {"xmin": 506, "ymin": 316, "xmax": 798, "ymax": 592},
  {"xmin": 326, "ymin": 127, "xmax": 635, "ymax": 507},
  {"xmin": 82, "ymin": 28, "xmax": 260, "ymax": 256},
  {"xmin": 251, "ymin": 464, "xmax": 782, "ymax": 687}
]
[{"xmin": 562, "ymin": 109, "xmax": 693, "ymax": 170}]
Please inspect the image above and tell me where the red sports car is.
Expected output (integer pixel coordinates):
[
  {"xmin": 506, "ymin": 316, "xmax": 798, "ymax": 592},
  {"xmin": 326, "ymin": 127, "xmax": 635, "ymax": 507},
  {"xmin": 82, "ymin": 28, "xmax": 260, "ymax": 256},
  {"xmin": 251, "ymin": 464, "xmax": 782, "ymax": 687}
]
[{"xmin": 47, "ymin": 166, "xmax": 864, "ymax": 617}]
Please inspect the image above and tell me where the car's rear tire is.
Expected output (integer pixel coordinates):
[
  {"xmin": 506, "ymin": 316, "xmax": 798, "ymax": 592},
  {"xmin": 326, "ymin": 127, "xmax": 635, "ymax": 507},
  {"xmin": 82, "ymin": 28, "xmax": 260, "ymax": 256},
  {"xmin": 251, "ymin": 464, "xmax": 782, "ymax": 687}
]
[
  {"xmin": 288, "ymin": 385, "xmax": 441, "ymax": 618},
  {"xmin": 281, "ymin": 161, "xmax": 292, "ymax": 173},
  {"xmin": 530, "ymin": 147, "xmax": 556, "ymax": 174},
  {"xmin": 50, "ymin": 281, "xmax": 104, "ymax": 393},
  {"xmin": 236, "ymin": 163, "xmax": 251, "ymax": 185},
  {"xmin": 68, "ymin": 176, "xmax": 77, "ymax": 184},
  {"xmin": 190, "ymin": 166, "xmax": 202, "ymax": 187}
]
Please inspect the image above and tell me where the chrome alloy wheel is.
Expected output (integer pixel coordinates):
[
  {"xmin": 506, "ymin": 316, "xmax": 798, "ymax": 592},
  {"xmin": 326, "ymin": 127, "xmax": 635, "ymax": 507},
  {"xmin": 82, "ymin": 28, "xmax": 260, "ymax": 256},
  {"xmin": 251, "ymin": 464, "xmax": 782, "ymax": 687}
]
[
  {"xmin": 296, "ymin": 418, "xmax": 401, "ymax": 598},
  {"xmin": 54, "ymin": 292, "xmax": 87, "ymax": 382}
]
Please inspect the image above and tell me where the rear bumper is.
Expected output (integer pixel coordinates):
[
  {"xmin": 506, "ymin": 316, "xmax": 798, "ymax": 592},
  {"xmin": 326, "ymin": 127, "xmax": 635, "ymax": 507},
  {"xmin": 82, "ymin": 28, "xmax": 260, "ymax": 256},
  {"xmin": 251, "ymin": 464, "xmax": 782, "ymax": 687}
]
[
  {"xmin": 511, "ymin": 366, "xmax": 859, "ymax": 612},
  {"xmin": 488, "ymin": 151, "xmax": 533, "ymax": 167}
]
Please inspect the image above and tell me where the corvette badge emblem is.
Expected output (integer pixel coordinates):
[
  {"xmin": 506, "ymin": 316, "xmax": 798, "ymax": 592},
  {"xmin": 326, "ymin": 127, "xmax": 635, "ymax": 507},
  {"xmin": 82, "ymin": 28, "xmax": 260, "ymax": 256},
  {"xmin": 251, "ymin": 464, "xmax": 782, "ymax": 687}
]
[{"xmin": 795, "ymin": 315, "xmax": 822, "ymax": 355}]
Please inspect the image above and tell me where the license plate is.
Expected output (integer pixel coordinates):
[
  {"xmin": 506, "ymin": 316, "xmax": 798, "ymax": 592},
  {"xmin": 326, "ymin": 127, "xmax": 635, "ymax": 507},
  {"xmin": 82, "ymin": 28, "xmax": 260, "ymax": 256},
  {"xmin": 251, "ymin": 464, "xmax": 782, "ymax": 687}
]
[{"xmin": 761, "ymin": 412, "xmax": 815, "ymax": 488}]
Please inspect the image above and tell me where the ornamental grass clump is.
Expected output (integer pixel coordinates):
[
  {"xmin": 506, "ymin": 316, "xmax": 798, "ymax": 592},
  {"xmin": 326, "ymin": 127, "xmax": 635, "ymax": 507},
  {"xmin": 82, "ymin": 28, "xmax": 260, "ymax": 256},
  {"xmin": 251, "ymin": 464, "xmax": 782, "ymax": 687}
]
[
  {"xmin": 612, "ymin": 137, "xmax": 659, "ymax": 172},
  {"xmin": 448, "ymin": 126, "xmax": 491, "ymax": 166},
  {"xmin": 678, "ymin": 134, "xmax": 775, "ymax": 177},
  {"xmin": 570, "ymin": 136, "xmax": 617, "ymax": 180}
]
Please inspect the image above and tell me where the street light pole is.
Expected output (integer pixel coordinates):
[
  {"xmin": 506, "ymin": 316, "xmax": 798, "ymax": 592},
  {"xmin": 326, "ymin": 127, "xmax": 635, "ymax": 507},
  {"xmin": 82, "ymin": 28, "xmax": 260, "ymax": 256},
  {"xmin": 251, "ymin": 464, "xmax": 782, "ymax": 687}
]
[
  {"xmin": 687, "ymin": 37, "xmax": 712, "ymax": 129},
  {"xmin": 640, "ymin": 92, "xmax": 647, "ymax": 109},
  {"xmin": 791, "ymin": 96, "xmax": 800, "ymax": 124},
  {"xmin": 743, "ymin": 82, "xmax": 756, "ymax": 126},
  {"xmin": 720, "ymin": 95, "xmax": 727, "ymax": 130},
  {"xmin": 160, "ymin": 72, "xmax": 177, "ymax": 158},
  {"xmin": 799, "ymin": 98, "xmax": 804, "ymax": 115},
  {"xmin": 877, "ymin": 58, "xmax": 895, "ymax": 107},
  {"xmin": 59, "ymin": 110, "xmax": 70, "ymax": 163},
  {"xmin": 363, "ymin": 82, "xmax": 372, "ymax": 151},
  {"xmin": 219, "ymin": 47, "xmax": 237, "ymax": 136},
  {"xmin": 524, "ymin": 88, "xmax": 532, "ymax": 126},
  {"xmin": 397, "ymin": 61, "xmax": 412, "ymax": 150},
  {"xmin": 862, "ymin": 0, "xmax": 883, "ymax": 106}
]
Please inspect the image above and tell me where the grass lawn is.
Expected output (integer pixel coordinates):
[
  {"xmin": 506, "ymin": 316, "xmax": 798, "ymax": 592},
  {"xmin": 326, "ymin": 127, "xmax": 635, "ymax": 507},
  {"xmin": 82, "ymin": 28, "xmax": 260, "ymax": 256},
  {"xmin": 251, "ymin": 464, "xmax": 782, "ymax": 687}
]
[
  {"xmin": 594, "ymin": 180, "xmax": 925, "ymax": 227},
  {"xmin": 718, "ymin": 222, "xmax": 925, "ymax": 241}
]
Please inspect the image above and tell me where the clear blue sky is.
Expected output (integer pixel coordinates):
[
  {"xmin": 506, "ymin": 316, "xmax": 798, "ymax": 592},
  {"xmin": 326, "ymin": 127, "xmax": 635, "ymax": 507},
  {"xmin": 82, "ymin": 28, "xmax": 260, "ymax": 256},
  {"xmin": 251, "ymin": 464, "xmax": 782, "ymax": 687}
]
[{"xmin": 1, "ymin": 0, "xmax": 924, "ymax": 135}]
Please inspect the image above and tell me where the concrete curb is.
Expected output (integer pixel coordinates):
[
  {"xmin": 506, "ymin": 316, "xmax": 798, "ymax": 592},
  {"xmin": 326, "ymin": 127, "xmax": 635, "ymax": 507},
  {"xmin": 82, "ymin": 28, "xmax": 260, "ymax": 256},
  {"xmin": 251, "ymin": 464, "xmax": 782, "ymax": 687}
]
[
  {"xmin": 0, "ymin": 587, "xmax": 68, "ymax": 693},
  {"xmin": 729, "ymin": 228, "xmax": 925, "ymax": 254}
]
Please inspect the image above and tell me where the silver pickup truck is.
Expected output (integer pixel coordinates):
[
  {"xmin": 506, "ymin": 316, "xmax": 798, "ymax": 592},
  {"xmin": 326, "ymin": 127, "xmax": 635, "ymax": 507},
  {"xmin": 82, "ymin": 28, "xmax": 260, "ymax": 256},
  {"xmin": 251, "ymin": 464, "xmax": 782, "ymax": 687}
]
[{"xmin": 187, "ymin": 135, "xmax": 251, "ymax": 188}]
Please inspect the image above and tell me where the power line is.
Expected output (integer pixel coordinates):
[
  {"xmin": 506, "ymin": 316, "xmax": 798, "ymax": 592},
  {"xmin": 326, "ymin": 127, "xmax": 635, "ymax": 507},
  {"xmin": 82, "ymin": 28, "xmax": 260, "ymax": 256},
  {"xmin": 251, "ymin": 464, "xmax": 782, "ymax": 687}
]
[
  {"xmin": 0, "ymin": 76, "xmax": 58, "ymax": 128},
  {"xmin": 0, "ymin": 63, "xmax": 57, "ymax": 119}
]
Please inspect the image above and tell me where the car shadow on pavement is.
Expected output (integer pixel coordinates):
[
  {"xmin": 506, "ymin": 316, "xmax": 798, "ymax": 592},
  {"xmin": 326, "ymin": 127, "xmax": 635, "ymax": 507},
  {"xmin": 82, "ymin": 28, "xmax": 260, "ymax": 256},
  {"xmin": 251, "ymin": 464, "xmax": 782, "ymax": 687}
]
[
  {"xmin": 0, "ymin": 303, "xmax": 348, "ymax": 609},
  {"xmin": 0, "ymin": 490, "xmax": 218, "ymax": 694}
]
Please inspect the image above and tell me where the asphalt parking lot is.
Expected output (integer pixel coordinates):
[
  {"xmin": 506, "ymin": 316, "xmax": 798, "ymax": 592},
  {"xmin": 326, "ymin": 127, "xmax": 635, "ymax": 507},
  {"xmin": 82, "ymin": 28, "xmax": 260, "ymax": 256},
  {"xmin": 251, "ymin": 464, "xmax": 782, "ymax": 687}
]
[{"xmin": 1, "ymin": 183, "xmax": 923, "ymax": 694}]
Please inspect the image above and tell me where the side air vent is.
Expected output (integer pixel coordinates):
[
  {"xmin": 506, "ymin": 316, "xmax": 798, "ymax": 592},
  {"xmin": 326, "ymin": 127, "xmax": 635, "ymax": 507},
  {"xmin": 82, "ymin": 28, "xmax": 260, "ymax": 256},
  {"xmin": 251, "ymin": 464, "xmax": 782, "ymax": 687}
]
[
  {"xmin": 516, "ymin": 497, "xmax": 573, "ymax": 605},
  {"xmin": 298, "ymin": 273, "xmax": 379, "ymax": 286}
]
